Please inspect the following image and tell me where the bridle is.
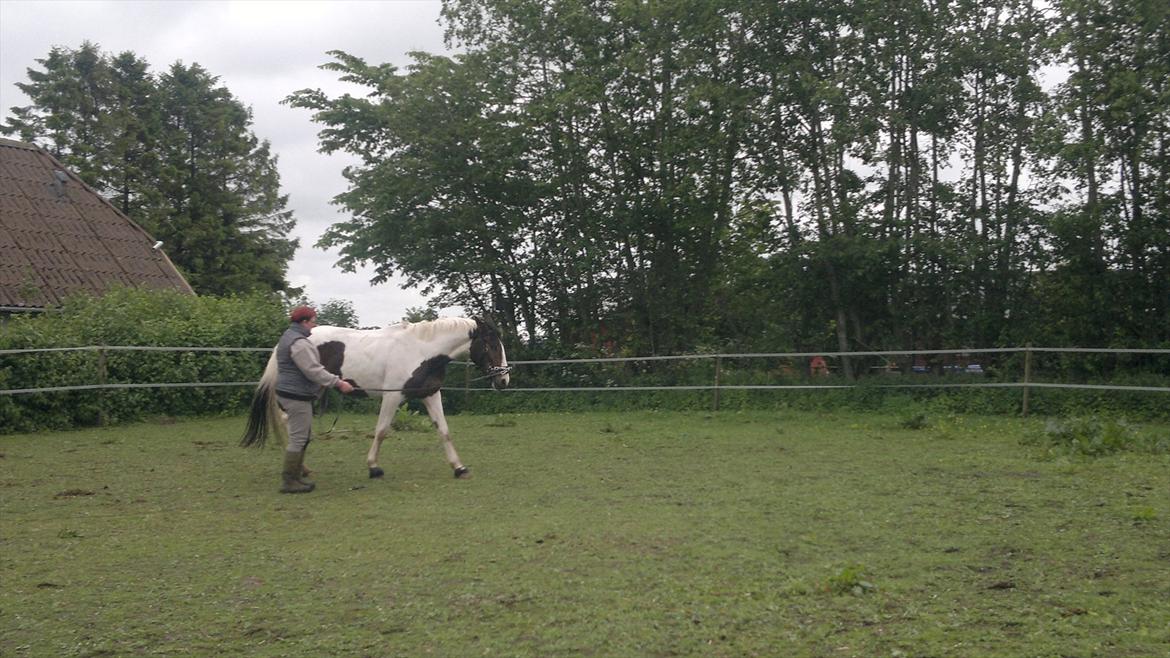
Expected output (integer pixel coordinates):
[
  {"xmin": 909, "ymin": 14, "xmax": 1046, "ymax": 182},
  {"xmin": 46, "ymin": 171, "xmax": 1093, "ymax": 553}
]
[{"xmin": 482, "ymin": 365, "xmax": 512, "ymax": 380}]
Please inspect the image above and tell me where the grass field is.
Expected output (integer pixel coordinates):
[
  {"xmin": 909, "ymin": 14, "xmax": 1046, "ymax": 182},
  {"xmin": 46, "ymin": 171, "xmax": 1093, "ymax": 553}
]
[{"xmin": 1, "ymin": 410, "xmax": 1168, "ymax": 657}]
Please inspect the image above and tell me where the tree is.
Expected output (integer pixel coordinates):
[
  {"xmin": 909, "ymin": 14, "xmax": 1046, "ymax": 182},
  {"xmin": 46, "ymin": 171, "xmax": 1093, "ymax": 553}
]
[
  {"xmin": 316, "ymin": 299, "xmax": 360, "ymax": 328},
  {"xmin": 290, "ymin": 2, "xmax": 761, "ymax": 354},
  {"xmin": 3, "ymin": 44, "xmax": 298, "ymax": 295},
  {"xmin": 287, "ymin": 0, "xmax": 1165, "ymax": 359},
  {"xmin": 152, "ymin": 62, "xmax": 297, "ymax": 294},
  {"xmin": 1040, "ymin": 0, "xmax": 1170, "ymax": 346},
  {"xmin": 403, "ymin": 306, "xmax": 440, "ymax": 323}
]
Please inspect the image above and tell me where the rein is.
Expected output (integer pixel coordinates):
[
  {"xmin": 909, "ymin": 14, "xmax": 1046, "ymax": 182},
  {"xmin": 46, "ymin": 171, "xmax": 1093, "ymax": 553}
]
[{"xmin": 352, "ymin": 365, "xmax": 512, "ymax": 393}]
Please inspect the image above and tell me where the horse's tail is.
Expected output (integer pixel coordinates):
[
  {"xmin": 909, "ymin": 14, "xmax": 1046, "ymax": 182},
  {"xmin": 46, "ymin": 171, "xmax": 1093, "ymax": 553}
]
[{"xmin": 240, "ymin": 352, "xmax": 281, "ymax": 448}]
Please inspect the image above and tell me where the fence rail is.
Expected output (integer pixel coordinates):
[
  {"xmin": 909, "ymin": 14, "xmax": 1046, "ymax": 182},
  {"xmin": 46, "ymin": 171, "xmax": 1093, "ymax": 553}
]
[
  {"xmin": 500, "ymin": 382, "xmax": 1170, "ymax": 393},
  {"xmin": 0, "ymin": 382, "xmax": 261, "ymax": 395},
  {"xmin": 0, "ymin": 345, "xmax": 270, "ymax": 356},
  {"xmin": 509, "ymin": 346, "xmax": 1170, "ymax": 365},
  {"xmin": 3, "ymin": 345, "xmax": 1169, "ymax": 421}
]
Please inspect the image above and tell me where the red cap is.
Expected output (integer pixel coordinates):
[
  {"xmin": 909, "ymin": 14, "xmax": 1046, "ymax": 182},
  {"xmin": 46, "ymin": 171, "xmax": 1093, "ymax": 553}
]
[{"xmin": 290, "ymin": 305, "xmax": 317, "ymax": 323}]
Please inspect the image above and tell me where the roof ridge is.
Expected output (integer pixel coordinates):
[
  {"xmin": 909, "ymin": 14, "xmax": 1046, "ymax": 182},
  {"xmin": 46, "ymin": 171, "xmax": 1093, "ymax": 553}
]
[{"xmin": 0, "ymin": 137, "xmax": 43, "ymax": 150}]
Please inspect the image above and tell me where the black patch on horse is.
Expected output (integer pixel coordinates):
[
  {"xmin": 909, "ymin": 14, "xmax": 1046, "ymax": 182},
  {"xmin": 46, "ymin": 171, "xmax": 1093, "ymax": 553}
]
[
  {"xmin": 318, "ymin": 341, "xmax": 346, "ymax": 376},
  {"xmin": 403, "ymin": 355, "xmax": 452, "ymax": 398},
  {"xmin": 318, "ymin": 341, "xmax": 369, "ymax": 398}
]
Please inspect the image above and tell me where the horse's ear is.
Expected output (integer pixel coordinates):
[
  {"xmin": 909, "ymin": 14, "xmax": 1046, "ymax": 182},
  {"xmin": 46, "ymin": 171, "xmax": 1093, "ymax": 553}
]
[{"xmin": 474, "ymin": 314, "xmax": 501, "ymax": 336}]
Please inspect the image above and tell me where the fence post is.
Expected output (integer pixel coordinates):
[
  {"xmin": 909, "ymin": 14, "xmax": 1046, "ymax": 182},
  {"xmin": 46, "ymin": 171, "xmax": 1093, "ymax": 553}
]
[
  {"xmin": 713, "ymin": 356, "xmax": 722, "ymax": 411},
  {"xmin": 1022, "ymin": 343, "xmax": 1033, "ymax": 417},
  {"xmin": 97, "ymin": 347, "xmax": 108, "ymax": 426}
]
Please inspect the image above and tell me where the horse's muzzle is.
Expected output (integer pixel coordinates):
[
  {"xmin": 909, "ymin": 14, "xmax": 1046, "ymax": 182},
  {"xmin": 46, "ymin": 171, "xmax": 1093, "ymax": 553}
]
[{"xmin": 488, "ymin": 366, "xmax": 511, "ymax": 391}]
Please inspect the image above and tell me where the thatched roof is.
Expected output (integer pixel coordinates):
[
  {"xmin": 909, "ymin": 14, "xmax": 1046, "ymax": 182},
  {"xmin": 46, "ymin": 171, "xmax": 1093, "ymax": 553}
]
[{"xmin": 0, "ymin": 138, "xmax": 193, "ymax": 311}]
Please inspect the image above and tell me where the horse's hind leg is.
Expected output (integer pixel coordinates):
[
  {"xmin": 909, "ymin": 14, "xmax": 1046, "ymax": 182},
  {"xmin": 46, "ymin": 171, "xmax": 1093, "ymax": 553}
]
[
  {"xmin": 422, "ymin": 393, "xmax": 469, "ymax": 479},
  {"xmin": 368, "ymin": 393, "xmax": 402, "ymax": 479}
]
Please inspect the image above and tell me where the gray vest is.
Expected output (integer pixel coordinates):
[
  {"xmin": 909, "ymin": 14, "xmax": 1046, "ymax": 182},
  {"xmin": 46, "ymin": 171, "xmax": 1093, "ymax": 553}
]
[{"xmin": 275, "ymin": 324, "xmax": 319, "ymax": 400}]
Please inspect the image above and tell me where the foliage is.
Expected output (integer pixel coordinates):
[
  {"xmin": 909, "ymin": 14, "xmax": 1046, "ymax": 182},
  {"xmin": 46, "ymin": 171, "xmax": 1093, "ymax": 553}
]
[
  {"xmin": 2, "ymin": 42, "xmax": 298, "ymax": 295},
  {"xmin": 2, "ymin": 411, "xmax": 1168, "ymax": 657},
  {"xmin": 1025, "ymin": 415, "xmax": 1170, "ymax": 457},
  {"xmin": 898, "ymin": 412, "xmax": 930, "ymax": 430},
  {"xmin": 824, "ymin": 564, "xmax": 876, "ymax": 596},
  {"xmin": 314, "ymin": 298, "xmax": 360, "ymax": 328},
  {"xmin": 285, "ymin": 0, "xmax": 1168, "ymax": 362},
  {"xmin": 0, "ymin": 288, "xmax": 286, "ymax": 433},
  {"xmin": 457, "ymin": 351, "xmax": 1169, "ymax": 420},
  {"xmin": 284, "ymin": 294, "xmax": 362, "ymax": 328},
  {"xmin": 403, "ymin": 305, "xmax": 441, "ymax": 323}
]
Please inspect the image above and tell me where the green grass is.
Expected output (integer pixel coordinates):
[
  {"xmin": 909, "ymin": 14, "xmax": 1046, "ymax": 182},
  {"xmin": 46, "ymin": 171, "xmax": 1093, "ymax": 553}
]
[{"xmin": 2, "ymin": 410, "xmax": 1168, "ymax": 657}]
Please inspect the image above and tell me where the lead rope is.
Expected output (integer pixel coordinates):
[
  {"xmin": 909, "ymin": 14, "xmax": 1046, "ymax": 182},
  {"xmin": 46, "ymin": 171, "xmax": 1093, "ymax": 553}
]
[
  {"xmin": 318, "ymin": 365, "xmax": 512, "ymax": 436},
  {"xmin": 355, "ymin": 366, "xmax": 512, "ymax": 392}
]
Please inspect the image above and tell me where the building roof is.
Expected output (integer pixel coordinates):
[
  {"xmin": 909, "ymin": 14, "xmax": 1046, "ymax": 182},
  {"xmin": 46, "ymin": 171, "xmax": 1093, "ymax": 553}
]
[{"xmin": 0, "ymin": 138, "xmax": 193, "ymax": 310}]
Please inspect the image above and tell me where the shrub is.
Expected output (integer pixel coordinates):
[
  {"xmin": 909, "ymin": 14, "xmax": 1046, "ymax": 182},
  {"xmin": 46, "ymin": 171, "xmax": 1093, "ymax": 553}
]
[
  {"xmin": 825, "ymin": 564, "xmax": 876, "ymax": 596},
  {"xmin": 1, "ymin": 288, "xmax": 285, "ymax": 433},
  {"xmin": 1023, "ymin": 416, "xmax": 1170, "ymax": 457},
  {"xmin": 898, "ymin": 412, "xmax": 930, "ymax": 430}
]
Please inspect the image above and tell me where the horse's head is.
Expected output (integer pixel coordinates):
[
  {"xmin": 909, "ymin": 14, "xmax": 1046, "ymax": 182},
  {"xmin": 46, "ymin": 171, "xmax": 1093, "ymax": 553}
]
[{"xmin": 469, "ymin": 316, "xmax": 510, "ymax": 390}]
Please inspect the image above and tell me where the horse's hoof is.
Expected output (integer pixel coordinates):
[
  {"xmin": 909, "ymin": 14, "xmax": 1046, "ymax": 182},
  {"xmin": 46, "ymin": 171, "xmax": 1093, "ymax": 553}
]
[
  {"xmin": 369, "ymin": 467, "xmax": 384, "ymax": 479},
  {"xmin": 454, "ymin": 466, "xmax": 471, "ymax": 479}
]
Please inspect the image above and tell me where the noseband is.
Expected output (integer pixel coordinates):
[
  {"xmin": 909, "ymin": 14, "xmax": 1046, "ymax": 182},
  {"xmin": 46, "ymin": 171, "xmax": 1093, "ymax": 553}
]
[{"xmin": 469, "ymin": 364, "xmax": 511, "ymax": 382}]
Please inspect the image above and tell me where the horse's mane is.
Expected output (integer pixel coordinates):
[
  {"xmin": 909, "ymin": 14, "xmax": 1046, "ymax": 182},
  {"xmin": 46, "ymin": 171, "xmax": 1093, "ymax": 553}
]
[{"xmin": 389, "ymin": 317, "xmax": 476, "ymax": 341}]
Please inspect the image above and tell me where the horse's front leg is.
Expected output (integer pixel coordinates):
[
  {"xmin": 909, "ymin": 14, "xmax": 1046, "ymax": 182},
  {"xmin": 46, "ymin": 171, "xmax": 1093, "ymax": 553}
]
[
  {"xmin": 421, "ymin": 393, "xmax": 469, "ymax": 479},
  {"xmin": 368, "ymin": 393, "xmax": 403, "ymax": 479}
]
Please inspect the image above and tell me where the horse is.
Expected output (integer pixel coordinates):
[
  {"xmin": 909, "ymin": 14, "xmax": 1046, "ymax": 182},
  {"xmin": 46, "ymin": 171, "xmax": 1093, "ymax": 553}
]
[{"xmin": 240, "ymin": 316, "xmax": 510, "ymax": 479}]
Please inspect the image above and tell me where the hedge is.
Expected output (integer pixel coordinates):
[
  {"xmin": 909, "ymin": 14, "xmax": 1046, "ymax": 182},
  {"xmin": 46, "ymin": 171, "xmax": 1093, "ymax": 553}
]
[
  {"xmin": 4, "ymin": 289, "xmax": 1167, "ymax": 433},
  {"xmin": 1, "ymin": 288, "xmax": 285, "ymax": 433}
]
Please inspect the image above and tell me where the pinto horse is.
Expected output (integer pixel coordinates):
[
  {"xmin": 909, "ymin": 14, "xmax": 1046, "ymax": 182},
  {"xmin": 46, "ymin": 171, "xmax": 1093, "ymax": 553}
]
[{"xmin": 241, "ymin": 316, "xmax": 510, "ymax": 479}]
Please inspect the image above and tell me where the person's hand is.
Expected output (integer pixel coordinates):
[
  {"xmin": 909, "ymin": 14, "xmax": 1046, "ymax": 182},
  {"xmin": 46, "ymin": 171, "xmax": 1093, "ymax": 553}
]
[{"xmin": 336, "ymin": 379, "xmax": 355, "ymax": 394}]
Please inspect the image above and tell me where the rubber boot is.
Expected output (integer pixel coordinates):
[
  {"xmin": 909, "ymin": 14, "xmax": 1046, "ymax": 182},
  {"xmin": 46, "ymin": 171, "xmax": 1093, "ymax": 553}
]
[
  {"xmin": 280, "ymin": 451, "xmax": 315, "ymax": 494},
  {"xmin": 298, "ymin": 455, "xmax": 315, "ymax": 488}
]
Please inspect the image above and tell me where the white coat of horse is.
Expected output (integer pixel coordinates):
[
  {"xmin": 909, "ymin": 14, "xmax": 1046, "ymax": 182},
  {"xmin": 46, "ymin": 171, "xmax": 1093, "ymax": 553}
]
[{"xmin": 241, "ymin": 316, "xmax": 510, "ymax": 479}]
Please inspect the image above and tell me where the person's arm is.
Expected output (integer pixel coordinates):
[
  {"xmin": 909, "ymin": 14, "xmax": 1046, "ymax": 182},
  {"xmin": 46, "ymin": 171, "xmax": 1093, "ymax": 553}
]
[{"xmin": 289, "ymin": 339, "xmax": 341, "ymax": 388}]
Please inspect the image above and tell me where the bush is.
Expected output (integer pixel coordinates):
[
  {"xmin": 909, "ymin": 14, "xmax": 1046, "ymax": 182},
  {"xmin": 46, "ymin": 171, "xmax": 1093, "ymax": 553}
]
[
  {"xmin": 457, "ymin": 353, "xmax": 1170, "ymax": 421},
  {"xmin": 6, "ymin": 296, "xmax": 1168, "ymax": 431},
  {"xmin": 1, "ymin": 288, "xmax": 286, "ymax": 433},
  {"xmin": 824, "ymin": 564, "xmax": 876, "ymax": 596},
  {"xmin": 1023, "ymin": 416, "xmax": 1170, "ymax": 457}
]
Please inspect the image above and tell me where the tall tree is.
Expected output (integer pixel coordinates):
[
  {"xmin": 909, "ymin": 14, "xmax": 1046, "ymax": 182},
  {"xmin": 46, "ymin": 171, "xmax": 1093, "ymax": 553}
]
[
  {"xmin": 4, "ymin": 43, "xmax": 123, "ymax": 189},
  {"xmin": 1042, "ymin": 0, "xmax": 1170, "ymax": 346},
  {"xmin": 288, "ymin": 0, "xmax": 1165, "ymax": 359},
  {"xmin": 153, "ymin": 62, "xmax": 297, "ymax": 294},
  {"xmin": 286, "ymin": 49, "xmax": 538, "ymax": 340},
  {"xmin": 3, "ymin": 44, "xmax": 298, "ymax": 295}
]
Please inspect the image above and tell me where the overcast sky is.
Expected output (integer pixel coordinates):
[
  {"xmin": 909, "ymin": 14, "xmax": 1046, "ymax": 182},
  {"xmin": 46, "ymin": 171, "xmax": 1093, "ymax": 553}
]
[{"xmin": 0, "ymin": 0, "xmax": 456, "ymax": 327}]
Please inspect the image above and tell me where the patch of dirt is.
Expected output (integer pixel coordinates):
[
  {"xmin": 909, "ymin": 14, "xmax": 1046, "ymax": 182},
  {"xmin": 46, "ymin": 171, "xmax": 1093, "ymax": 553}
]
[{"xmin": 55, "ymin": 489, "xmax": 95, "ymax": 498}]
